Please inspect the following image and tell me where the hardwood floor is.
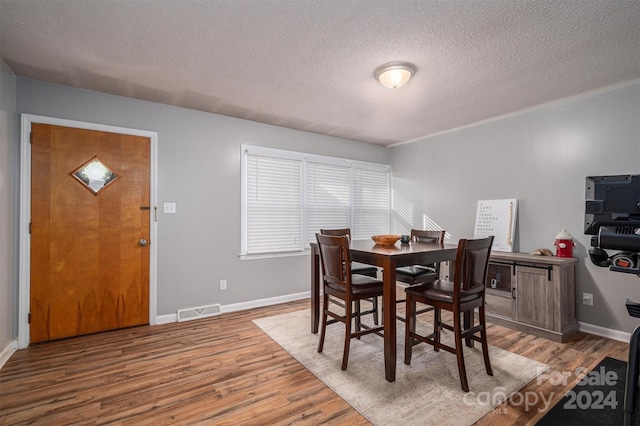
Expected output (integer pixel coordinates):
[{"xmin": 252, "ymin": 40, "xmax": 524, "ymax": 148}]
[{"xmin": 0, "ymin": 298, "xmax": 629, "ymax": 425}]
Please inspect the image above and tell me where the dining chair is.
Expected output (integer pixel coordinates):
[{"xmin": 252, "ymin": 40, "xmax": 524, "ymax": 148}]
[
  {"xmin": 396, "ymin": 229, "xmax": 446, "ymax": 285},
  {"xmin": 395, "ymin": 229, "xmax": 446, "ymax": 322},
  {"xmin": 316, "ymin": 233, "xmax": 385, "ymax": 370},
  {"xmin": 320, "ymin": 228, "xmax": 380, "ymax": 324},
  {"xmin": 404, "ymin": 236, "xmax": 494, "ymax": 392}
]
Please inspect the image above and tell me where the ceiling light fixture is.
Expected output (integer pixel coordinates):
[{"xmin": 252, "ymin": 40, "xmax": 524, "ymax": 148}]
[{"xmin": 374, "ymin": 62, "xmax": 416, "ymax": 89}]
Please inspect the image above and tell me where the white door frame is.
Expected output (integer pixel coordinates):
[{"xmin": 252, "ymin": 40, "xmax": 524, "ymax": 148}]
[{"xmin": 18, "ymin": 114, "xmax": 159, "ymax": 349}]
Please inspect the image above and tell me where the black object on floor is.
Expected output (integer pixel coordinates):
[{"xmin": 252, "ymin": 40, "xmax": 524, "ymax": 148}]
[{"xmin": 537, "ymin": 357, "xmax": 638, "ymax": 425}]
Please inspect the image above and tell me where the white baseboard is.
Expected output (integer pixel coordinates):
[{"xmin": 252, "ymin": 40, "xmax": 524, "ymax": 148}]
[
  {"xmin": 155, "ymin": 291, "xmax": 310, "ymax": 325},
  {"xmin": 156, "ymin": 314, "xmax": 178, "ymax": 325},
  {"xmin": 221, "ymin": 291, "xmax": 309, "ymax": 314},
  {"xmin": 0, "ymin": 340, "xmax": 18, "ymax": 370},
  {"xmin": 579, "ymin": 321, "xmax": 631, "ymax": 343}
]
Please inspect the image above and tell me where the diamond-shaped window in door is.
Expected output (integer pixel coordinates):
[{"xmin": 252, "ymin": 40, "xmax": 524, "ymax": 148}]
[{"xmin": 71, "ymin": 157, "xmax": 119, "ymax": 195}]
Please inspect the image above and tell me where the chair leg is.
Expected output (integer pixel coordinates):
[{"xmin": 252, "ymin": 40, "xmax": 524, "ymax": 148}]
[
  {"xmin": 355, "ymin": 300, "xmax": 361, "ymax": 339},
  {"xmin": 478, "ymin": 305, "xmax": 493, "ymax": 376},
  {"xmin": 404, "ymin": 296, "xmax": 415, "ymax": 364},
  {"xmin": 433, "ymin": 308, "xmax": 441, "ymax": 352},
  {"xmin": 342, "ymin": 298, "xmax": 352, "ymax": 370},
  {"xmin": 464, "ymin": 310, "xmax": 474, "ymax": 347},
  {"xmin": 453, "ymin": 310, "xmax": 469, "ymax": 392},
  {"xmin": 317, "ymin": 294, "xmax": 329, "ymax": 354},
  {"xmin": 410, "ymin": 299, "xmax": 417, "ymax": 325},
  {"xmin": 372, "ymin": 297, "xmax": 379, "ymax": 325}
]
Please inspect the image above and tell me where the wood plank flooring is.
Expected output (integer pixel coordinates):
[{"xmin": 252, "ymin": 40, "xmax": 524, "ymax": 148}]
[{"xmin": 0, "ymin": 298, "xmax": 629, "ymax": 425}]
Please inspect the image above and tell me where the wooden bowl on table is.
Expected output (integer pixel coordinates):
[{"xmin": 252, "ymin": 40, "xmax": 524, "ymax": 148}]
[{"xmin": 371, "ymin": 235, "xmax": 401, "ymax": 246}]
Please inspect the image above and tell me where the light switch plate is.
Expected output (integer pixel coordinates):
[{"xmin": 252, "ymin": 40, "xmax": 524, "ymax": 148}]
[{"xmin": 163, "ymin": 202, "xmax": 177, "ymax": 214}]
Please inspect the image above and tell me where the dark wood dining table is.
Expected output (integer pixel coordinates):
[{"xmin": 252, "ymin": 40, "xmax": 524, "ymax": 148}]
[{"xmin": 310, "ymin": 239, "xmax": 458, "ymax": 382}]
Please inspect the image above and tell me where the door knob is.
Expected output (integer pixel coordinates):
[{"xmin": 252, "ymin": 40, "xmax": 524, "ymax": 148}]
[{"xmin": 139, "ymin": 239, "xmax": 148, "ymax": 247}]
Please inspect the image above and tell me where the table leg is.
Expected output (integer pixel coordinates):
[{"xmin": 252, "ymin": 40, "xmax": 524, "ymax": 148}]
[
  {"xmin": 382, "ymin": 257, "xmax": 396, "ymax": 382},
  {"xmin": 311, "ymin": 244, "xmax": 320, "ymax": 333}
]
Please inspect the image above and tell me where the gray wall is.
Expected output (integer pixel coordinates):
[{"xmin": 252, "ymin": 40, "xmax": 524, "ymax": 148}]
[
  {"xmin": 0, "ymin": 60, "xmax": 17, "ymax": 348},
  {"xmin": 10, "ymin": 77, "xmax": 640, "ymax": 335},
  {"xmin": 390, "ymin": 82, "xmax": 640, "ymax": 333},
  {"xmin": 16, "ymin": 78, "xmax": 389, "ymax": 317}
]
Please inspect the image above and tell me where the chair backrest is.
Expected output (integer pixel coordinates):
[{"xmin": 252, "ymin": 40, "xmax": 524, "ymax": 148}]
[
  {"xmin": 316, "ymin": 233, "xmax": 352, "ymax": 290},
  {"xmin": 411, "ymin": 229, "xmax": 445, "ymax": 244},
  {"xmin": 320, "ymin": 228, "xmax": 351, "ymax": 240},
  {"xmin": 452, "ymin": 236, "xmax": 494, "ymax": 292}
]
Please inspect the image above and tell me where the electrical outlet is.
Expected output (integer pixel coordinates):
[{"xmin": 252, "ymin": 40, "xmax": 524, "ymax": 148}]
[
  {"xmin": 220, "ymin": 279, "xmax": 227, "ymax": 290},
  {"xmin": 163, "ymin": 202, "xmax": 177, "ymax": 214},
  {"xmin": 582, "ymin": 292, "xmax": 593, "ymax": 306}
]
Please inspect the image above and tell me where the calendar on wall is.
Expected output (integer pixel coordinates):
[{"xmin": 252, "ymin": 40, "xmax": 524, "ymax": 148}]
[{"xmin": 473, "ymin": 199, "xmax": 518, "ymax": 252}]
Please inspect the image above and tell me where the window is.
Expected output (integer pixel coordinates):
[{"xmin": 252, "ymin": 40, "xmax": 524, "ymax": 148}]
[
  {"xmin": 352, "ymin": 165, "xmax": 390, "ymax": 240},
  {"xmin": 245, "ymin": 154, "xmax": 303, "ymax": 254},
  {"xmin": 305, "ymin": 160, "xmax": 350, "ymax": 245},
  {"xmin": 241, "ymin": 145, "xmax": 390, "ymax": 258}
]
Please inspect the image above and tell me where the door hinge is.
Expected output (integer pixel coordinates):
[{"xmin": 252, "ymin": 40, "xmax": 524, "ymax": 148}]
[
  {"xmin": 28, "ymin": 312, "xmax": 31, "ymax": 324},
  {"xmin": 29, "ymin": 133, "xmax": 32, "ymax": 144},
  {"xmin": 29, "ymin": 222, "xmax": 32, "ymax": 234}
]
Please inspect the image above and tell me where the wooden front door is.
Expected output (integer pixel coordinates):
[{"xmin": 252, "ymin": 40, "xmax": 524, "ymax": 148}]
[{"xmin": 30, "ymin": 123, "xmax": 150, "ymax": 343}]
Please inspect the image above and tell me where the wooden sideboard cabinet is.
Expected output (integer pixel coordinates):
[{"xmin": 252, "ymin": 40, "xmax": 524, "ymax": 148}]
[{"xmin": 484, "ymin": 252, "xmax": 579, "ymax": 342}]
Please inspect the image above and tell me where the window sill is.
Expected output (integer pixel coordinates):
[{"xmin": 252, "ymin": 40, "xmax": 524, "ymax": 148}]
[{"xmin": 239, "ymin": 250, "xmax": 310, "ymax": 261}]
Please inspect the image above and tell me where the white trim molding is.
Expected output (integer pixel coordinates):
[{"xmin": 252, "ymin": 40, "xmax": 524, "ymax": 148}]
[
  {"xmin": 18, "ymin": 114, "xmax": 159, "ymax": 349},
  {"xmin": 579, "ymin": 321, "xmax": 631, "ymax": 343},
  {"xmin": 0, "ymin": 340, "xmax": 18, "ymax": 370},
  {"xmin": 155, "ymin": 291, "xmax": 310, "ymax": 325},
  {"xmin": 221, "ymin": 291, "xmax": 309, "ymax": 314}
]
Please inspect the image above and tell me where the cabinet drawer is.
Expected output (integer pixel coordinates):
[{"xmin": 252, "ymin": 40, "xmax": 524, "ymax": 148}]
[{"xmin": 485, "ymin": 292, "xmax": 512, "ymax": 318}]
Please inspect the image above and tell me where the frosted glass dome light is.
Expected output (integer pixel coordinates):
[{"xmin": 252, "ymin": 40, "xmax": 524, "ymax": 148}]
[{"xmin": 374, "ymin": 62, "xmax": 416, "ymax": 89}]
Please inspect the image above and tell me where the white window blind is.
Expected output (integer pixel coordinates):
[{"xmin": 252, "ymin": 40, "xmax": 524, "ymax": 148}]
[
  {"xmin": 245, "ymin": 154, "xmax": 303, "ymax": 254},
  {"xmin": 305, "ymin": 161, "xmax": 351, "ymax": 246},
  {"xmin": 352, "ymin": 165, "xmax": 391, "ymax": 240},
  {"xmin": 241, "ymin": 145, "xmax": 390, "ymax": 258}
]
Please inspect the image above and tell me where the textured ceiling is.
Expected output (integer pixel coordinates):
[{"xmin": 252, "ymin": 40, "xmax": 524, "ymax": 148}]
[{"xmin": 1, "ymin": 0, "xmax": 639, "ymax": 146}]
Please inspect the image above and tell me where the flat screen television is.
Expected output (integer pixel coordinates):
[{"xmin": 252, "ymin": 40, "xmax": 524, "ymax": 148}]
[{"xmin": 584, "ymin": 174, "xmax": 640, "ymax": 235}]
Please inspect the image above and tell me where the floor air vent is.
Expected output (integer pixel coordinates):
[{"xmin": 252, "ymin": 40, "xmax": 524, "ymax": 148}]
[{"xmin": 177, "ymin": 304, "xmax": 222, "ymax": 322}]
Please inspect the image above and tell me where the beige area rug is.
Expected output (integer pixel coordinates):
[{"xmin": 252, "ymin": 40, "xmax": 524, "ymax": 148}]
[{"xmin": 253, "ymin": 309, "xmax": 549, "ymax": 426}]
